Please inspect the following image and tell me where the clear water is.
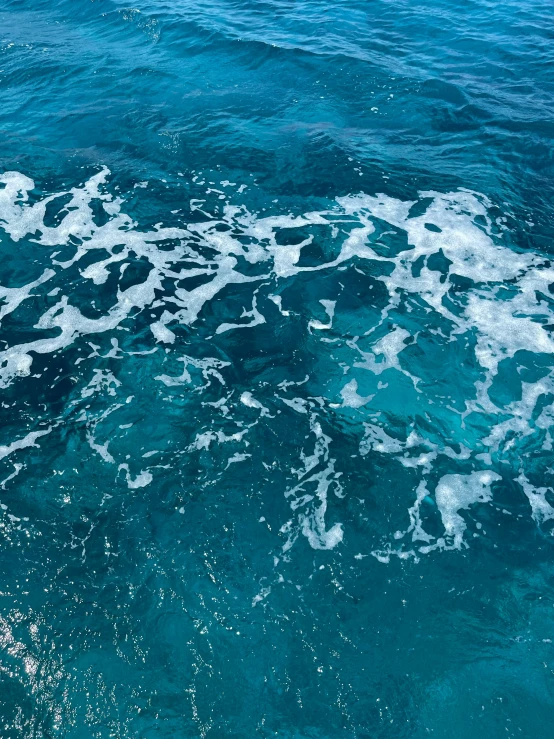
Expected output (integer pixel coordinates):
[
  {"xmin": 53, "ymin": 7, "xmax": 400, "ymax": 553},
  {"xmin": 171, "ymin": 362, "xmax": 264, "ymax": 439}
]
[{"xmin": 1, "ymin": 0, "xmax": 553, "ymax": 736}]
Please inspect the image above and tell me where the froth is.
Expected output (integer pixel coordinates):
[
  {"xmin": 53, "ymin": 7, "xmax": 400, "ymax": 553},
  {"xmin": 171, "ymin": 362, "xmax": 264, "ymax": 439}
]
[{"xmin": 1, "ymin": 167, "xmax": 552, "ymax": 561}]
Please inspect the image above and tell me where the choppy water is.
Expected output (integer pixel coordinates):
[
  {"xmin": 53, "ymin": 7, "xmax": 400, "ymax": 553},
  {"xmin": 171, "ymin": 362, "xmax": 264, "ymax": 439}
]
[{"xmin": 1, "ymin": 0, "xmax": 554, "ymax": 736}]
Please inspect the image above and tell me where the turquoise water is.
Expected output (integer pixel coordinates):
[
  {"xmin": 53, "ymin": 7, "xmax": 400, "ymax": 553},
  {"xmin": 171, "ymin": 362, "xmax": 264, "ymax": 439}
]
[{"xmin": 1, "ymin": 0, "xmax": 554, "ymax": 736}]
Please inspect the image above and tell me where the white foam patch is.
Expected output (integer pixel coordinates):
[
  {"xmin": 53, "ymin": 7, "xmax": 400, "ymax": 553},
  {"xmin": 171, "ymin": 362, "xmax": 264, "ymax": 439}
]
[
  {"xmin": 373, "ymin": 471, "xmax": 501, "ymax": 562},
  {"xmin": 240, "ymin": 392, "xmax": 272, "ymax": 416},
  {"xmin": 268, "ymin": 294, "xmax": 290, "ymax": 316},
  {"xmin": 308, "ymin": 300, "xmax": 336, "ymax": 331},
  {"xmin": 281, "ymin": 413, "xmax": 344, "ymax": 552},
  {"xmin": 434, "ymin": 471, "xmax": 501, "ymax": 549},
  {"xmin": 119, "ymin": 464, "xmax": 153, "ymax": 489},
  {"xmin": 215, "ymin": 291, "xmax": 266, "ymax": 335},
  {"xmin": 186, "ymin": 428, "xmax": 248, "ymax": 452},
  {"xmin": 0, "ymin": 269, "xmax": 55, "ymax": 322},
  {"xmin": 0, "ymin": 428, "xmax": 51, "ymax": 461},
  {"xmin": 359, "ymin": 423, "xmax": 404, "ymax": 455},
  {"xmin": 155, "ymin": 355, "xmax": 230, "ymax": 388},
  {"xmin": 340, "ymin": 379, "xmax": 374, "ymax": 408},
  {"xmin": 80, "ymin": 370, "xmax": 121, "ymax": 399},
  {"xmin": 517, "ymin": 474, "xmax": 554, "ymax": 525}
]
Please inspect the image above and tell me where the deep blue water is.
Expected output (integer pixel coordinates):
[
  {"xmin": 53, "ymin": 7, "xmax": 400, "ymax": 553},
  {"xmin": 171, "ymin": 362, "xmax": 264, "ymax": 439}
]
[{"xmin": 0, "ymin": 0, "xmax": 554, "ymax": 736}]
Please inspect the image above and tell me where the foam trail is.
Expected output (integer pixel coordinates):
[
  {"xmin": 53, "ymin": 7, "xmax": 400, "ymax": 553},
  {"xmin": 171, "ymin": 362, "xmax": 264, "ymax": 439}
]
[{"xmin": 1, "ymin": 167, "xmax": 553, "ymax": 559}]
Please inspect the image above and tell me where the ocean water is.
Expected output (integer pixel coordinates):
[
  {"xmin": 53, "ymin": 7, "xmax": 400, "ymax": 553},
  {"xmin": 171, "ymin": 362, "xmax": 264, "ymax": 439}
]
[{"xmin": 1, "ymin": 0, "xmax": 554, "ymax": 736}]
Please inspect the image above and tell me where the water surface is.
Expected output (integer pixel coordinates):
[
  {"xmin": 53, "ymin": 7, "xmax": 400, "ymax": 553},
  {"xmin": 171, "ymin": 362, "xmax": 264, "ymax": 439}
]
[{"xmin": 1, "ymin": 0, "xmax": 553, "ymax": 736}]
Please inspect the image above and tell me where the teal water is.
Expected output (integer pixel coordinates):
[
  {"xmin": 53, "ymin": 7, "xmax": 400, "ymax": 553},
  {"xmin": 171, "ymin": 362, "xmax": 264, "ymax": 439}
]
[{"xmin": 1, "ymin": 1, "xmax": 554, "ymax": 736}]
